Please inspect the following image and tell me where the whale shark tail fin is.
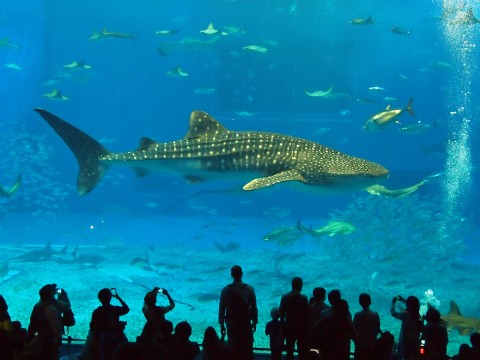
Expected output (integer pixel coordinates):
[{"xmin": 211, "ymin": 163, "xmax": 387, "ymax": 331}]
[{"xmin": 34, "ymin": 108, "xmax": 110, "ymax": 195}]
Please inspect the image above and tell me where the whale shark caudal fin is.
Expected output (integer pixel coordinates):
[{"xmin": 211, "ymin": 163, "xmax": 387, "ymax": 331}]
[{"xmin": 34, "ymin": 108, "xmax": 110, "ymax": 195}]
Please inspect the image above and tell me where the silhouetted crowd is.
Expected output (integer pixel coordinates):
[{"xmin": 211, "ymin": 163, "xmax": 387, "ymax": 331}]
[{"xmin": 1, "ymin": 265, "xmax": 480, "ymax": 360}]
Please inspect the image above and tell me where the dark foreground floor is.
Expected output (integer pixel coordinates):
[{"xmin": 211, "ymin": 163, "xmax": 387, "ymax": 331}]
[{"xmin": 60, "ymin": 344, "xmax": 277, "ymax": 360}]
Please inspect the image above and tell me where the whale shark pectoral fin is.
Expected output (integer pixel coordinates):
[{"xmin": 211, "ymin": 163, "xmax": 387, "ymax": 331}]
[{"xmin": 242, "ymin": 169, "xmax": 305, "ymax": 191}]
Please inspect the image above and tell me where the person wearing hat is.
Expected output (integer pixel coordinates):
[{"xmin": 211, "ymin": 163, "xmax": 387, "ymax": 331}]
[
  {"xmin": 219, "ymin": 265, "xmax": 258, "ymax": 360},
  {"xmin": 26, "ymin": 284, "xmax": 63, "ymax": 360}
]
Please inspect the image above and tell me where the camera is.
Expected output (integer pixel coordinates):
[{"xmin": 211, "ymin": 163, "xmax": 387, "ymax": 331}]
[
  {"xmin": 56, "ymin": 289, "xmax": 62, "ymax": 294},
  {"xmin": 156, "ymin": 288, "xmax": 164, "ymax": 294}
]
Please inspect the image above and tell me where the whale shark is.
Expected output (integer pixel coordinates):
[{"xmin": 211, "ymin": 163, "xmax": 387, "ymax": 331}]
[{"xmin": 34, "ymin": 109, "xmax": 389, "ymax": 195}]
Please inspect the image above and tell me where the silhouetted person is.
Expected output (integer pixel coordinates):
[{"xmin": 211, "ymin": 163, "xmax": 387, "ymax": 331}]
[
  {"xmin": 142, "ymin": 287, "xmax": 175, "ymax": 329},
  {"xmin": 26, "ymin": 284, "xmax": 63, "ymax": 360},
  {"xmin": 84, "ymin": 288, "xmax": 130, "ymax": 360},
  {"xmin": 279, "ymin": 276, "xmax": 309, "ymax": 360},
  {"xmin": 0, "ymin": 295, "xmax": 13, "ymax": 360},
  {"xmin": 11, "ymin": 320, "xmax": 28, "ymax": 358},
  {"xmin": 164, "ymin": 321, "xmax": 199, "ymax": 360},
  {"xmin": 219, "ymin": 265, "xmax": 258, "ymax": 360},
  {"xmin": 373, "ymin": 331, "xmax": 395, "ymax": 360},
  {"xmin": 471, "ymin": 332, "xmax": 480, "ymax": 359},
  {"xmin": 421, "ymin": 307, "xmax": 448, "ymax": 359},
  {"xmin": 0, "ymin": 294, "xmax": 12, "ymax": 333},
  {"xmin": 452, "ymin": 343, "xmax": 473, "ymax": 360},
  {"xmin": 201, "ymin": 326, "xmax": 228, "ymax": 360},
  {"xmin": 353, "ymin": 293, "xmax": 381, "ymax": 360},
  {"xmin": 112, "ymin": 342, "xmax": 146, "ymax": 360},
  {"xmin": 390, "ymin": 295, "xmax": 423, "ymax": 360},
  {"xmin": 265, "ymin": 306, "xmax": 284, "ymax": 360},
  {"xmin": 308, "ymin": 287, "xmax": 329, "ymax": 346},
  {"xmin": 317, "ymin": 298, "xmax": 354, "ymax": 360}
]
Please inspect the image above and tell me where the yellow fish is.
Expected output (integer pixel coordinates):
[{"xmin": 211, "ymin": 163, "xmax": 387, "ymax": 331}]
[{"xmin": 363, "ymin": 98, "xmax": 414, "ymax": 130}]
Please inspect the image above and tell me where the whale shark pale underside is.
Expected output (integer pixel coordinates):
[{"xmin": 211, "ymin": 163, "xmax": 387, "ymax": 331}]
[{"xmin": 34, "ymin": 109, "xmax": 388, "ymax": 195}]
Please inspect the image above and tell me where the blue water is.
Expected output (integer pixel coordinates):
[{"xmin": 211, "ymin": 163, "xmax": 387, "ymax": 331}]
[{"xmin": 1, "ymin": 0, "xmax": 479, "ymax": 355}]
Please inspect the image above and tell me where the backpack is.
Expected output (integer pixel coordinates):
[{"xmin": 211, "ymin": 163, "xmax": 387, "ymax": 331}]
[
  {"xmin": 62, "ymin": 307, "xmax": 76, "ymax": 327},
  {"xmin": 226, "ymin": 283, "xmax": 251, "ymax": 324}
]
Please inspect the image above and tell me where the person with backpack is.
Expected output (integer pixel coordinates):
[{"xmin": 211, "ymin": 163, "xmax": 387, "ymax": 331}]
[
  {"xmin": 218, "ymin": 265, "xmax": 258, "ymax": 360},
  {"xmin": 26, "ymin": 284, "xmax": 63, "ymax": 360}
]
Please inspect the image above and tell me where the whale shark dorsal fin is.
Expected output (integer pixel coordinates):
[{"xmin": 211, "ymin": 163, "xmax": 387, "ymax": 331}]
[
  {"xmin": 449, "ymin": 300, "xmax": 462, "ymax": 315},
  {"xmin": 137, "ymin": 137, "xmax": 158, "ymax": 150},
  {"xmin": 184, "ymin": 111, "xmax": 229, "ymax": 140}
]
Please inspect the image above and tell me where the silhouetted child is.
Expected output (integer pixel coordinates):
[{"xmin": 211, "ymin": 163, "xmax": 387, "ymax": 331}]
[
  {"xmin": 164, "ymin": 320, "xmax": 199, "ymax": 360},
  {"xmin": 201, "ymin": 326, "xmax": 228, "ymax": 360},
  {"xmin": 265, "ymin": 306, "xmax": 284, "ymax": 360},
  {"xmin": 470, "ymin": 332, "xmax": 480, "ymax": 359}
]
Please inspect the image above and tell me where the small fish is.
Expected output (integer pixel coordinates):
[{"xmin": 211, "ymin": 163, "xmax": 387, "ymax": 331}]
[
  {"xmin": 431, "ymin": 60, "xmax": 453, "ymax": 70},
  {"xmin": 263, "ymin": 226, "xmax": 297, "ymax": 241},
  {"xmin": 64, "ymin": 60, "xmax": 92, "ymax": 69},
  {"xmin": 391, "ymin": 26, "xmax": 411, "ymax": 35},
  {"xmin": 384, "ymin": 96, "xmax": 397, "ymax": 102},
  {"xmin": 200, "ymin": 23, "xmax": 219, "ymax": 35},
  {"xmin": 0, "ymin": 175, "xmax": 21, "ymax": 198},
  {"xmin": 298, "ymin": 221, "xmax": 355, "ymax": 237},
  {"xmin": 304, "ymin": 85, "xmax": 334, "ymax": 97},
  {"xmin": 339, "ymin": 109, "xmax": 352, "ymax": 117},
  {"xmin": 364, "ymin": 182, "xmax": 425, "ymax": 198},
  {"xmin": 398, "ymin": 122, "xmax": 431, "ymax": 134},
  {"xmin": 193, "ymin": 87, "xmax": 216, "ymax": 95},
  {"xmin": 155, "ymin": 29, "xmax": 179, "ymax": 35},
  {"xmin": 222, "ymin": 26, "xmax": 245, "ymax": 35},
  {"xmin": 0, "ymin": 37, "xmax": 19, "ymax": 48},
  {"xmin": 363, "ymin": 98, "xmax": 414, "ymax": 130},
  {"xmin": 368, "ymin": 86, "xmax": 387, "ymax": 92},
  {"xmin": 398, "ymin": 74, "xmax": 409, "ymax": 80},
  {"xmin": 233, "ymin": 110, "xmax": 258, "ymax": 117},
  {"xmin": 43, "ymin": 89, "xmax": 69, "ymax": 101},
  {"xmin": 356, "ymin": 97, "xmax": 378, "ymax": 104},
  {"xmin": 3, "ymin": 63, "xmax": 22, "ymax": 70},
  {"xmin": 243, "ymin": 45, "xmax": 268, "ymax": 53},
  {"xmin": 350, "ymin": 16, "xmax": 374, "ymax": 25},
  {"xmin": 166, "ymin": 66, "xmax": 188, "ymax": 77},
  {"xmin": 89, "ymin": 27, "xmax": 136, "ymax": 41}
]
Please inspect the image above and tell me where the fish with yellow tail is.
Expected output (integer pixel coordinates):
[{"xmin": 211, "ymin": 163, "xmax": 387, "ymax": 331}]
[
  {"xmin": 34, "ymin": 109, "xmax": 388, "ymax": 195},
  {"xmin": 298, "ymin": 221, "xmax": 355, "ymax": 237},
  {"xmin": 363, "ymin": 98, "xmax": 415, "ymax": 131}
]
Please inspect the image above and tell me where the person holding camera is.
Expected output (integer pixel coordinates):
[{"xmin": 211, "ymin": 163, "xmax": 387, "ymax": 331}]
[
  {"xmin": 26, "ymin": 284, "xmax": 63, "ymax": 360},
  {"xmin": 83, "ymin": 288, "xmax": 130, "ymax": 360},
  {"xmin": 390, "ymin": 295, "xmax": 423, "ymax": 360},
  {"xmin": 142, "ymin": 287, "xmax": 175, "ymax": 327}
]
